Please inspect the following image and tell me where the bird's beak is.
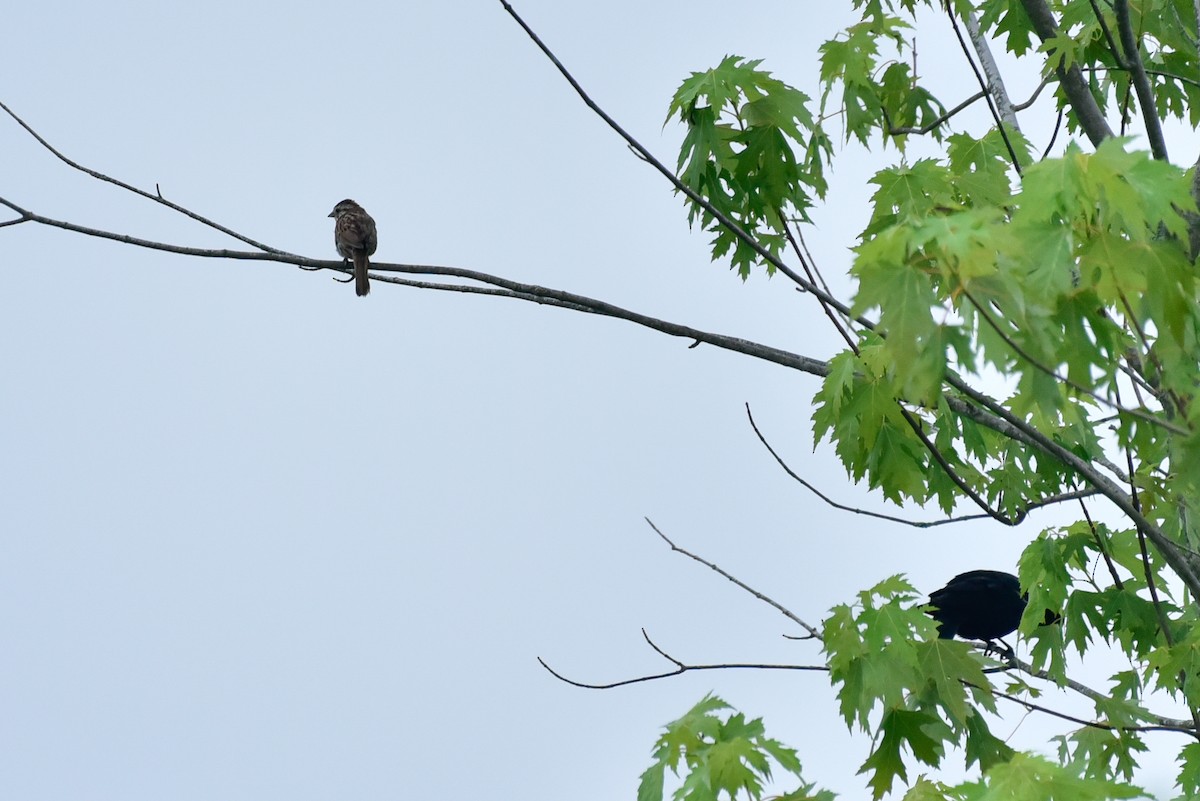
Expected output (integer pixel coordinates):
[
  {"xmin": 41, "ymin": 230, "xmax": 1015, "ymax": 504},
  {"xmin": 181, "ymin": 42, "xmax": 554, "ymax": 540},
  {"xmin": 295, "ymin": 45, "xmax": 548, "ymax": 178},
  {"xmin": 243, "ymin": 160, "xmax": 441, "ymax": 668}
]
[{"xmin": 327, "ymin": 210, "xmax": 336, "ymax": 218}]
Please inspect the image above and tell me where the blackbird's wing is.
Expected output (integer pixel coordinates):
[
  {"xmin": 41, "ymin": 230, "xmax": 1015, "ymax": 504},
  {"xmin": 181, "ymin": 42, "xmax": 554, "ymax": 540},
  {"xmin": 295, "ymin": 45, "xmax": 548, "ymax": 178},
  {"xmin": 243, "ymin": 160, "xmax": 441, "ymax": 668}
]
[
  {"xmin": 928, "ymin": 571, "xmax": 1024, "ymax": 640},
  {"xmin": 927, "ymin": 583, "xmax": 961, "ymax": 639},
  {"xmin": 945, "ymin": 570, "xmax": 1020, "ymax": 593}
]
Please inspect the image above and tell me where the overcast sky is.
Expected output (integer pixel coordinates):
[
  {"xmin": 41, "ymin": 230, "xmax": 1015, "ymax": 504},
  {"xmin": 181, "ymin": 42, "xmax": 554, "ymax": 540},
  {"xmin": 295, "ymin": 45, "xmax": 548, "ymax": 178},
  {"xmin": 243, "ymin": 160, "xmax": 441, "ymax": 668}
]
[{"xmin": 1, "ymin": 2, "xmax": 1190, "ymax": 799}]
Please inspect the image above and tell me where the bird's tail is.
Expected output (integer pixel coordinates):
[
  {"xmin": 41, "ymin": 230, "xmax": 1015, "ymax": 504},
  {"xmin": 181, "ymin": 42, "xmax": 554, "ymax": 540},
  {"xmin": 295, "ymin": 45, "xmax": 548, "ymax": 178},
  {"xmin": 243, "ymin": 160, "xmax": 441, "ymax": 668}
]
[{"xmin": 354, "ymin": 252, "xmax": 370, "ymax": 297}]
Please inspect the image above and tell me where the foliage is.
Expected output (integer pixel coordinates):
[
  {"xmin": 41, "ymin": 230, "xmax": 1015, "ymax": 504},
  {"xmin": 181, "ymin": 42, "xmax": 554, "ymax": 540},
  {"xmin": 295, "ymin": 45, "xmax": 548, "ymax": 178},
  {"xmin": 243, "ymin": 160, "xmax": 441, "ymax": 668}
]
[
  {"xmin": 642, "ymin": 0, "xmax": 1200, "ymax": 798},
  {"xmin": 667, "ymin": 55, "xmax": 829, "ymax": 279},
  {"xmin": 637, "ymin": 694, "xmax": 834, "ymax": 801}
]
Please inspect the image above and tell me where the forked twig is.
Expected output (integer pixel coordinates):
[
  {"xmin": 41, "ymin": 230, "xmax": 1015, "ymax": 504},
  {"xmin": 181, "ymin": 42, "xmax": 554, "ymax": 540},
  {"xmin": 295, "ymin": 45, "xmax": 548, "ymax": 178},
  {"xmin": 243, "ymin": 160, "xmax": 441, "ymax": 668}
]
[
  {"xmin": 537, "ymin": 629, "xmax": 825, "ymax": 690},
  {"xmin": 645, "ymin": 517, "xmax": 822, "ymax": 639},
  {"xmin": 0, "ymin": 99, "xmax": 294, "ymax": 256}
]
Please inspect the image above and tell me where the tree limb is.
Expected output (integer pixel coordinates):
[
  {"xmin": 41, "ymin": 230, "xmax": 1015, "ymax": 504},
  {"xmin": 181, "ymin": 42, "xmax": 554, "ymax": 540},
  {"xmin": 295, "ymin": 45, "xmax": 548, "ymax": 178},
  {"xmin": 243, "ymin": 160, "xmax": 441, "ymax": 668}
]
[
  {"xmin": 645, "ymin": 518, "xmax": 822, "ymax": 639},
  {"xmin": 961, "ymin": 8, "xmax": 1020, "ymax": 131},
  {"xmin": 1113, "ymin": 0, "xmax": 1170, "ymax": 161},
  {"xmin": 537, "ymin": 628, "xmax": 826, "ymax": 690},
  {"xmin": 1018, "ymin": 0, "xmax": 1116, "ymax": 147},
  {"xmin": 0, "ymin": 99, "xmax": 294, "ymax": 257}
]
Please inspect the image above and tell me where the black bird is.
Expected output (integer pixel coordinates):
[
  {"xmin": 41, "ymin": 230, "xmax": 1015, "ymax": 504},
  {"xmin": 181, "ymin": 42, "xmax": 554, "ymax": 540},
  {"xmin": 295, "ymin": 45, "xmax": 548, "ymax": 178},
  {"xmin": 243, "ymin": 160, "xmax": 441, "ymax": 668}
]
[{"xmin": 927, "ymin": 570, "xmax": 1027, "ymax": 642}]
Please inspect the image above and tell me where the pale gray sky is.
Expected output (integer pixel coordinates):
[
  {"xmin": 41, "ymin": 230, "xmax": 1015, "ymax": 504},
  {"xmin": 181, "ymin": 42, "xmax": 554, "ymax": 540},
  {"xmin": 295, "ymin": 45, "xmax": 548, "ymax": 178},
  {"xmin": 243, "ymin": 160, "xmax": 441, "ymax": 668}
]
[{"xmin": 1, "ymin": 2, "xmax": 1185, "ymax": 799}]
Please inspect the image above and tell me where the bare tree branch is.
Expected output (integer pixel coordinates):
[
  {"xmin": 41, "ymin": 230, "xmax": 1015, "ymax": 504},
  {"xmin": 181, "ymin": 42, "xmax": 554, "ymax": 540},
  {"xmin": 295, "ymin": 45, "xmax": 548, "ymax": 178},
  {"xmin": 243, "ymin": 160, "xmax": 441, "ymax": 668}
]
[
  {"xmin": 1015, "ymin": 77, "xmax": 1053, "ymax": 111},
  {"xmin": 2, "ymin": 178, "xmax": 1153, "ymax": 544},
  {"xmin": 1012, "ymin": 654, "xmax": 1196, "ymax": 732},
  {"xmin": 537, "ymin": 628, "xmax": 826, "ymax": 690},
  {"xmin": 646, "ymin": 517, "xmax": 822, "ymax": 639},
  {"xmin": 987, "ymin": 683, "xmax": 1192, "ymax": 735},
  {"xmin": 0, "ymin": 99, "xmax": 294, "ymax": 256},
  {"xmin": 0, "ymin": 194, "xmax": 835, "ymax": 377}
]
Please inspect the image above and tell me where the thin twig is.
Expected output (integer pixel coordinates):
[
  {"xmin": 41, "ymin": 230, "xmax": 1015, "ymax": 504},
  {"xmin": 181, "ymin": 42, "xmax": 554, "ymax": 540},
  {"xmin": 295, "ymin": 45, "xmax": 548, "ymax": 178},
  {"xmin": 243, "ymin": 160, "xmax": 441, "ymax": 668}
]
[
  {"xmin": 887, "ymin": 90, "xmax": 985, "ymax": 136},
  {"xmin": 1013, "ymin": 655, "xmax": 1195, "ymax": 731},
  {"xmin": 1040, "ymin": 106, "xmax": 1065, "ymax": 159},
  {"xmin": 1014, "ymin": 77, "xmax": 1053, "ymax": 111},
  {"xmin": 895, "ymin": 400, "xmax": 1020, "ymax": 525},
  {"xmin": 746, "ymin": 403, "xmax": 1098, "ymax": 528},
  {"xmin": 1087, "ymin": 0, "xmax": 1126, "ymax": 68},
  {"xmin": 0, "ymin": 99, "xmax": 294, "ymax": 256},
  {"xmin": 782, "ymin": 225, "xmax": 858, "ymax": 352},
  {"xmin": 536, "ymin": 629, "xmax": 826, "ymax": 690},
  {"xmin": 988, "ymin": 684, "xmax": 1190, "ymax": 734},
  {"xmin": 1078, "ymin": 498, "xmax": 1125, "ymax": 589},
  {"xmin": 944, "ymin": 5, "xmax": 1023, "ymax": 173},
  {"xmin": 645, "ymin": 518, "xmax": 822, "ymax": 639},
  {"xmin": 537, "ymin": 627, "xmax": 1194, "ymax": 734}
]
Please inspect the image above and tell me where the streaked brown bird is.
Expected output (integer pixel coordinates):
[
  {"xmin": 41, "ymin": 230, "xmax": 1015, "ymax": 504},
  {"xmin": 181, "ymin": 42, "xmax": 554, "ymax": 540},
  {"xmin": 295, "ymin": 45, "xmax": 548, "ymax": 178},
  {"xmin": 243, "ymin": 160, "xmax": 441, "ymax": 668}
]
[{"xmin": 329, "ymin": 199, "xmax": 378, "ymax": 297}]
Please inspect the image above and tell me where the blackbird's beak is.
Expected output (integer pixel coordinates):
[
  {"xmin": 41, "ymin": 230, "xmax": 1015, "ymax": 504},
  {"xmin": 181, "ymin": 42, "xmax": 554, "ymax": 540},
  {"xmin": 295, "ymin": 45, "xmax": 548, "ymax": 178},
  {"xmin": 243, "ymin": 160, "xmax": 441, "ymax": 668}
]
[{"xmin": 327, "ymin": 210, "xmax": 337, "ymax": 218}]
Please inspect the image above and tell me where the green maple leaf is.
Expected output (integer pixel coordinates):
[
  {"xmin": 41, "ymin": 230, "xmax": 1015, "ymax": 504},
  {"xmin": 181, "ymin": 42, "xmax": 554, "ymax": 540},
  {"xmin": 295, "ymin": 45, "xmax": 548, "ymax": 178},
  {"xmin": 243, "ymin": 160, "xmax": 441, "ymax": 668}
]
[
  {"xmin": 964, "ymin": 713, "xmax": 1016, "ymax": 772},
  {"xmin": 1060, "ymin": 727, "xmax": 1147, "ymax": 782},
  {"xmin": 917, "ymin": 639, "xmax": 993, "ymax": 724},
  {"xmin": 977, "ymin": 0, "xmax": 1036, "ymax": 54},
  {"xmin": 902, "ymin": 777, "xmax": 958, "ymax": 801},
  {"xmin": 859, "ymin": 708, "xmax": 945, "ymax": 799},
  {"xmin": 639, "ymin": 760, "xmax": 667, "ymax": 801},
  {"xmin": 641, "ymin": 695, "xmax": 828, "ymax": 801},
  {"xmin": 708, "ymin": 736, "xmax": 764, "ymax": 798},
  {"xmin": 979, "ymin": 753, "xmax": 1145, "ymax": 799},
  {"xmin": 668, "ymin": 55, "xmax": 762, "ymax": 125},
  {"xmin": 1016, "ymin": 145, "xmax": 1086, "ymax": 222},
  {"xmin": 1092, "ymin": 138, "xmax": 1195, "ymax": 240},
  {"xmin": 1010, "ymin": 220, "xmax": 1073, "ymax": 301},
  {"xmin": 863, "ymin": 160, "xmax": 957, "ymax": 236},
  {"xmin": 819, "ymin": 14, "xmax": 910, "ymax": 144},
  {"xmin": 1177, "ymin": 743, "xmax": 1200, "ymax": 799},
  {"xmin": 669, "ymin": 56, "xmax": 821, "ymax": 278}
]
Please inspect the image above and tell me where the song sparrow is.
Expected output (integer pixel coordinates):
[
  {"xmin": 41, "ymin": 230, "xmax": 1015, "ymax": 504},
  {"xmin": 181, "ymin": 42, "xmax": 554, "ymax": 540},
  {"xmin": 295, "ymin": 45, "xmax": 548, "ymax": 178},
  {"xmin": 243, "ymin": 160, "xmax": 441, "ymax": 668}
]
[{"xmin": 328, "ymin": 199, "xmax": 378, "ymax": 297}]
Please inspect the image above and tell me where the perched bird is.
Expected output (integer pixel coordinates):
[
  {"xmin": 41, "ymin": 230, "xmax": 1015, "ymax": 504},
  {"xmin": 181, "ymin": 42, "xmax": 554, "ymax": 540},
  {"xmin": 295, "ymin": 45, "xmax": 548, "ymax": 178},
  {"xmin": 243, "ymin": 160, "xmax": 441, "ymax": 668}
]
[
  {"xmin": 329, "ymin": 199, "xmax": 378, "ymax": 297},
  {"xmin": 927, "ymin": 570, "xmax": 1027, "ymax": 642}
]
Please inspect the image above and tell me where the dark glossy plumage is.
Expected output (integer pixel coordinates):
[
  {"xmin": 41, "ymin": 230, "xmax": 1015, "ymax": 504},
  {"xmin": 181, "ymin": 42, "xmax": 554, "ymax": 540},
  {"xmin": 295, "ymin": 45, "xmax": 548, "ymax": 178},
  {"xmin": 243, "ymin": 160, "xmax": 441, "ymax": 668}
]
[{"xmin": 927, "ymin": 570, "xmax": 1027, "ymax": 641}]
